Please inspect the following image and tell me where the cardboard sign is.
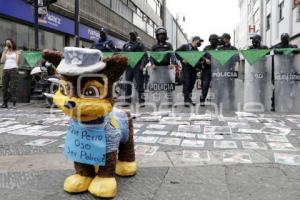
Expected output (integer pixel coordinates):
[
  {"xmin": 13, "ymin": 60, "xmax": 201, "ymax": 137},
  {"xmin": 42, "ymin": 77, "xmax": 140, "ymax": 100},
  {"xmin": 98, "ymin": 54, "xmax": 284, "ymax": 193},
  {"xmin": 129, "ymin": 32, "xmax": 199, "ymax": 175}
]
[{"xmin": 64, "ymin": 120, "xmax": 106, "ymax": 166}]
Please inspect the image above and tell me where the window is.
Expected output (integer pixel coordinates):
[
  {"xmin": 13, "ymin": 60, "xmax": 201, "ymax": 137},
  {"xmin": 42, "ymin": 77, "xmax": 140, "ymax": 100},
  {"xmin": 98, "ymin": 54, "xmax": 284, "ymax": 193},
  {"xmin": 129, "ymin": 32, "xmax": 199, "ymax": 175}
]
[
  {"xmin": 278, "ymin": 1, "xmax": 284, "ymax": 22},
  {"xmin": 147, "ymin": 0, "xmax": 157, "ymax": 12},
  {"xmin": 254, "ymin": 9, "xmax": 260, "ymax": 24},
  {"xmin": 136, "ymin": 8, "xmax": 142, "ymax": 17},
  {"xmin": 133, "ymin": 13, "xmax": 146, "ymax": 31},
  {"xmin": 127, "ymin": 1, "xmax": 136, "ymax": 11},
  {"xmin": 96, "ymin": 0, "xmax": 111, "ymax": 8},
  {"xmin": 266, "ymin": 14, "xmax": 271, "ymax": 30}
]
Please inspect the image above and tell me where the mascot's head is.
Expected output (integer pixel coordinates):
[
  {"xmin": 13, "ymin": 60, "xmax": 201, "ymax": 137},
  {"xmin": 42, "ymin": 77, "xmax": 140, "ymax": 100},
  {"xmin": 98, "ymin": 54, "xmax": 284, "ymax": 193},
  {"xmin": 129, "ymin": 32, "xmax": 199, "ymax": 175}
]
[{"xmin": 53, "ymin": 47, "xmax": 127, "ymax": 122}]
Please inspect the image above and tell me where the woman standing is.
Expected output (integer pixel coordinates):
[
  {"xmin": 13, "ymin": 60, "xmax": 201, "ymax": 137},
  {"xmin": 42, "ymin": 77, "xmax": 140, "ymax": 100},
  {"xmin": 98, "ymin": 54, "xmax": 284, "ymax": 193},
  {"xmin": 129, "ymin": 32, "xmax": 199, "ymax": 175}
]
[{"xmin": 0, "ymin": 38, "xmax": 20, "ymax": 108}]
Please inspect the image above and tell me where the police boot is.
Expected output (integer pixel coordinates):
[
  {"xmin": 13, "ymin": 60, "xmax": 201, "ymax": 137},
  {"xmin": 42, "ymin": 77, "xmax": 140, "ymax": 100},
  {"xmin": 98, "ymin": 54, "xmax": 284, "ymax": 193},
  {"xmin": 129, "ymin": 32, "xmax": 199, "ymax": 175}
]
[
  {"xmin": 138, "ymin": 94, "xmax": 145, "ymax": 108},
  {"xmin": 200, "ymin": 99, "xmax": 205, "ymax": 107},
  {"xmin": 184, "ymin": 97, "xmax": 195, "ymax": 107},
  {"xmin": 1, "ymin": 102, "xmax": 8, "ymax": 109}
]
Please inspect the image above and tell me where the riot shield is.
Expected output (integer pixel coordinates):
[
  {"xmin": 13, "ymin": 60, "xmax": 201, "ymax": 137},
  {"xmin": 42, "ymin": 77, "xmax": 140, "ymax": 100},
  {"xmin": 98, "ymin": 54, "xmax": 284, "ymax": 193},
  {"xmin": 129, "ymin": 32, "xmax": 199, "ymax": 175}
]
[
  {"xmin": 243, "ymin": 56, "xmax": 272, "ymax": 112},
  {"xmin": 210, "ymin": 56, "xmax": 243, "ymax": 111},
  {"xmin": 147, "ymin": 66, "xmax": 176, "ymax": 106},
  {"xmin": 274, "ymin": 54, "xmax": 300, "ymax": 113}
]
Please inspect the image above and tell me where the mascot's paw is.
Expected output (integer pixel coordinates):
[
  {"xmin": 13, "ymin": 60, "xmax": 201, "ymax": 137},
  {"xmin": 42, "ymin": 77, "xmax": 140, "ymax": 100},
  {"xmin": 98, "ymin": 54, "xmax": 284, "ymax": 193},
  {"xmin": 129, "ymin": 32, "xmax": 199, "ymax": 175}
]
[
  {"xmin": 115, "ymin": 161, "xmax": 137, "ymax": 177},
  {"xmin": 64, "ymin": 174, "xmax": 93, "ymax": 193},
  {"xmin": 88, "ymin": 177, "xmax": 117, "ymax": 198}
]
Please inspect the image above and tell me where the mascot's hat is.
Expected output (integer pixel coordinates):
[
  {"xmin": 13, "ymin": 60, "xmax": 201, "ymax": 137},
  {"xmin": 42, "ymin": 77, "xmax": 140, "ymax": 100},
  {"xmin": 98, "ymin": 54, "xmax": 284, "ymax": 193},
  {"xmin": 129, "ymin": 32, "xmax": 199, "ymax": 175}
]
[{"xmin": 57, "ymin": 47, "xmax": 106, "ymax": 76}]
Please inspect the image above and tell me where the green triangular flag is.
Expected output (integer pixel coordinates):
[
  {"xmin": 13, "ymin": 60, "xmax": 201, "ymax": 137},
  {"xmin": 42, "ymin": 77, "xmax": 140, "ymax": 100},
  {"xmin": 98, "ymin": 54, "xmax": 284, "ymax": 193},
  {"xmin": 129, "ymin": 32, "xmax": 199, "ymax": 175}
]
[
  {"xmin": 121, "ymin": 52, "xmax": 145, "ymax": 69},
  {"xmin": 275, "ymin": 48, "xmax": 296, "ymax": 55},
  {"xmin": 22, "ymin": 51, "xmax": 42, "ymax": 68},
  {"xmin": 209, "ymin": 50, "xmax": 238, "ymax": 66},
  {"xmin": 241, "ymin": 49, "xmax": 271, "ymax": 65},
  {"xmin": 102, "ymin": 52, "xmax": 115, "ymax": 58},
  {"xmin": 150, "ymin": 51, "xmax": 172, "ymax": 63},
  {"xmin": 176, "ymin": 51, "xmax": 206, "ymax": 67}
]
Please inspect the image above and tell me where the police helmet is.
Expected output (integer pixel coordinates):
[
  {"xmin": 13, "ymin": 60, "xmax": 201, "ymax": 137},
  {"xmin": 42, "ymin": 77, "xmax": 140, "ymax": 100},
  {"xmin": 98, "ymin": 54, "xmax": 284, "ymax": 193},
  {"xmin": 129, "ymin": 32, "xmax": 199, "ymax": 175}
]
[
  {"xmin": 281, "ymin": 33, "xmax": 290, "ymax": 40},
  {"xmin": 221, "ymin": 33, "xmax": 231, "ymax": 40},
  {"xmin": 209, "ymin": 34, "xmax": 219, "ymax": 41},
  {"xmin": 250, "ymin": 34, "xmax": 262, "ymax": 41},
  {"xmin": 155, "ymin": 27, "xmax": 167, "ymax": 36}
]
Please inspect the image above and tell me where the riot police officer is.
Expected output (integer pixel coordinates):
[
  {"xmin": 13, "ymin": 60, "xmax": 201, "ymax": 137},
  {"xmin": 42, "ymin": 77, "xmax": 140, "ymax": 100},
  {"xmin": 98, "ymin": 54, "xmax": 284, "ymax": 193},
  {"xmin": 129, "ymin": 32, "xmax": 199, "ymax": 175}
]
[
  {"xmin": 150, "ymin": 27, "xmax": 177, "ymax": 107},
  {"xmin": 93, "ymin": 27, "xmax": 116, "ymax": 52},
  {"xmin": 272, "ymin": 33, "xmax": 298, "ymax": 49},
  {"xmin": 123, "ymin": 31, "xmax": 146, "ymax": 106},
  {"xmin": 151, "ymin": 27, "xmax": 173, "ymax": 52},
  {"xmin": 249, "ymin": 34, "xmax": 269, "ymax": 49},
  {"xmin": 218, "ymin": 33, "xmax": 238, "ymax": 50},
  {"xmin": 200, "ymin": 34, "xmax": 220, "ymax": 107},
  {"xmin": 177, "ymin": 36, "xmax": 204, "ymax": 107},
  {"xmin": 270, "ymin": 33, "xmax": 297, "ymax": 111},
  {"xmin": 217, "ymin": 33, "xmax": 240, "ymax": 110}
]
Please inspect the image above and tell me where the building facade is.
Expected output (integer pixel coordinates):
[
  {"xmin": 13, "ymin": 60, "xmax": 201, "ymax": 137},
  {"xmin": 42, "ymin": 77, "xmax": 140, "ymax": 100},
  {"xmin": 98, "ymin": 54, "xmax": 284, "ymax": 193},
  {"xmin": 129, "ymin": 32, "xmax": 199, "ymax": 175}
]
[
  {"xmin": 0, "ymin": 0, "xmax": 187, "ymax": 51},
  {"xmin": 164, "ymin": 8, "xmax": 188, "ymax": 49},
  {"xmin": 235, "ymin": 0, "xmax": 300, "ymax": 49}
]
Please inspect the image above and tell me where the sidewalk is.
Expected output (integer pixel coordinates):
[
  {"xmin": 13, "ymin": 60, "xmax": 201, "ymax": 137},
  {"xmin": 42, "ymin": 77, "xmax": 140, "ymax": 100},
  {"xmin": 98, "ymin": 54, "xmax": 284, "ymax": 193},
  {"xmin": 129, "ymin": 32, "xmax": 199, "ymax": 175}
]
[{"xmin": 0, "ymin": 100, "xmax": 299, "ymax": 199}]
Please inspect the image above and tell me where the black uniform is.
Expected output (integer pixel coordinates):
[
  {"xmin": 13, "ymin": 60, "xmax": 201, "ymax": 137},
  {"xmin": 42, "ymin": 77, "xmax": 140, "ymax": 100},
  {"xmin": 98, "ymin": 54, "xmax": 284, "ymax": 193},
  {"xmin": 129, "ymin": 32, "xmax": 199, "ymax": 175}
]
[
  {"xmin": 218, "ymin": 44, "xmax": 238, "ymax": 51},
  {"xmin": 93, "ymin": 38, "xmax": 116, "ymax": 52},
  {"xmin": 176, "ymin": 43, "xmax": 200, "ymax": 101},
  {"xmin": 200, "ymin": 45, "xmax": 218, "ymax": 103},
  {"xmin": 123, "ymin": 41, "xmax": 146, "ymax": 103}
]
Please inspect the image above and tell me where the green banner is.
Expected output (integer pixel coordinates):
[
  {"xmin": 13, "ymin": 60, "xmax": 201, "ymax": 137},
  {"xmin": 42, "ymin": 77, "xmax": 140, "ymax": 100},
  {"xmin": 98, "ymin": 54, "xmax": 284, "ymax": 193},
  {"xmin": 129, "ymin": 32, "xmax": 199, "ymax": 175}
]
[
  {"xmin": 150, "ymin": 51, "xmax": 172, "ymax": 63},
  {"xmin": 241, "ymin": 49, "xmax": 271, "ymax": 65},
  {"xmin": 120, "ymin": 52, "xmax": 145, "ymax": 69},
  {"xmin": 22, "ymin": 51, "xmax": 42, "ymax": 68},
  {"xmin": 208, "ymin": 50, "xmax": 239, "ymax": 66},
  {"xmin": 176, "ymin": 51, "xmax": 206, "ymax": 67},
  {"xmin": 102, "ymin": 52, "xmax": 115, "ymax": 58},
  {"xmin": 274, "ymin": 48, "xmax": 299, "ymax": 55}
]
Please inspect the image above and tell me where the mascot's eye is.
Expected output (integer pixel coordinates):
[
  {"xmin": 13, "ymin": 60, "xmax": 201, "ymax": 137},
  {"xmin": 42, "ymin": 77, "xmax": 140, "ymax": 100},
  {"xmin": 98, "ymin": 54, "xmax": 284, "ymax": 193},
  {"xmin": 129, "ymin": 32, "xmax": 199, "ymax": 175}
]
[
  {"xmin": 84, "ymin": 86, "xmax": 100, "ymax": 98},
  {"xmin": 59, "ymin": 85, "xmax": 66, "ymax": 95}
]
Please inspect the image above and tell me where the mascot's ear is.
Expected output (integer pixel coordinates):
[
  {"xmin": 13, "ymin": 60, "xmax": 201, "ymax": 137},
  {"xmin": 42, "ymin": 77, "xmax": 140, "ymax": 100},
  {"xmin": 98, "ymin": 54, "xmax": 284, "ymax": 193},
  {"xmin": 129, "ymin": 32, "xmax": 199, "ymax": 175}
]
[
  {"xmin": 101, "ymin": 55, "xmax": 128, "ymax": 82},
  {"xmin": 42, "ymin": 49, "xmax": 64, "ymax": 67}
]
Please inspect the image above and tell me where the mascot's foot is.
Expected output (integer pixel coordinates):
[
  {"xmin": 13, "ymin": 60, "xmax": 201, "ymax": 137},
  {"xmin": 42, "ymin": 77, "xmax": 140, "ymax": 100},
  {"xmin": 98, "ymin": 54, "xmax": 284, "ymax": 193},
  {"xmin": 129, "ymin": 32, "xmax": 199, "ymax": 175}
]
[
  {"xmin": 115, "ymin": 161, "xmax": 137, "ymax": 177},
  {"xmin": 88, "ymin": 177, "xmax": 117, "ymax": 198},
  {"xmin": 64, "ymin": 174, "xmax": 93, "ymax": 193}
]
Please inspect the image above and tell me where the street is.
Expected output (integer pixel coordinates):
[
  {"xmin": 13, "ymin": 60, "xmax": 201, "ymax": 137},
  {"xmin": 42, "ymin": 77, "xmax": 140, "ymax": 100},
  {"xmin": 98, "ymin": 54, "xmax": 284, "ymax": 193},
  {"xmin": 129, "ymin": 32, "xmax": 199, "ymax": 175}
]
[{"xmin": 0, "ymin": 88, "xmax": 300, "ymax": 200}]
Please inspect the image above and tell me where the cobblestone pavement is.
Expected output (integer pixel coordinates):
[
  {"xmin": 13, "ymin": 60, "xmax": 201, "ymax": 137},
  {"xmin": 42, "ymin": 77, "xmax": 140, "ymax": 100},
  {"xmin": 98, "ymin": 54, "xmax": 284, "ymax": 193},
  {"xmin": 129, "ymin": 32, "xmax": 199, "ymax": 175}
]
[{"xmin": 0, "ymin": 100, "xmax": 300, "ymax": 200}]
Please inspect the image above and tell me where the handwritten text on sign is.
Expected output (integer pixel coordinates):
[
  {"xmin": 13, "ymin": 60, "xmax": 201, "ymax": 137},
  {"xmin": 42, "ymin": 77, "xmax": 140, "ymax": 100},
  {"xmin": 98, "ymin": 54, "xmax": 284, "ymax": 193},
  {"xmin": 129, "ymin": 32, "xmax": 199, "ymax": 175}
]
[{"xmin": 64, "ymin": 120, "xmax": 106, "ymax": 166}]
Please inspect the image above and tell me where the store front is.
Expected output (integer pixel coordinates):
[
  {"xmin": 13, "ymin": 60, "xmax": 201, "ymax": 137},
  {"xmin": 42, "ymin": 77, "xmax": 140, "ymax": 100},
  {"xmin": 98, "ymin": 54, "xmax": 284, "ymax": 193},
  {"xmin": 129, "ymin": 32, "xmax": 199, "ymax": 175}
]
[{"xmin": 0, "ymin": 0, "xmax": 125, "ymax": 51}]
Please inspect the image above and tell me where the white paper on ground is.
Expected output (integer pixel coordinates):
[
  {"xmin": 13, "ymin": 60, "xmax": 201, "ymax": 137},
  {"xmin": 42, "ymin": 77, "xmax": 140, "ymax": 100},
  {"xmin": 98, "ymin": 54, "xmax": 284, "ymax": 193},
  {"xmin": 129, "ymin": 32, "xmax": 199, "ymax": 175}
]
[
  {"xmin": 157, "ymin": 137, "xmax": 182, "ymax": 146},
  {"xmin": 25, "ymin": 139, "xmax": 57, "ymax": 146},
  {"xmin": 135, "ymin": 145, "xmax": 159, "ymax": 156},
  {"xmin": 181, "ymin": 140, "xmax": 205, "ymax": 148}
]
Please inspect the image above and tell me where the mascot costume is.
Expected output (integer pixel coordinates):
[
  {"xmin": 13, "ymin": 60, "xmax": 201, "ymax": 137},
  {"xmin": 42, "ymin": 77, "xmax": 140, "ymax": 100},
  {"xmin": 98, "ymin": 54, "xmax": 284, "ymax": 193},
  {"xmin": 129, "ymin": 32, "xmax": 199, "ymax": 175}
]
[{"xmin": 52, "ymin": 47, "xmax": 136, "ymax": 198}]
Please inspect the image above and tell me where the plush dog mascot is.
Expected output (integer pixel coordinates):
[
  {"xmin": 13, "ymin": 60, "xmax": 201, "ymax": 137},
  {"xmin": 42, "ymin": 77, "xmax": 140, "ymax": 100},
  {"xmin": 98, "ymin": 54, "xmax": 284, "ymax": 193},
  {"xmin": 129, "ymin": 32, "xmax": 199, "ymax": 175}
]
[{"xmin": 53, "ymin": 47, "xmax": 136, "ymax": 198}]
